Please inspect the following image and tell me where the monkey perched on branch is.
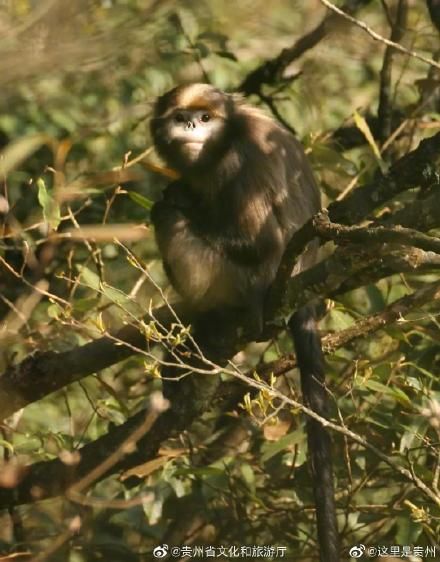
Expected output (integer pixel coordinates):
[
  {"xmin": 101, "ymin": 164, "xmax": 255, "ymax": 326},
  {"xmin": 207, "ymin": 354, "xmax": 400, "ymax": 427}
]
[{"xmin": 150, "ymin": 83, "xmax": 339, "ymax": 562}]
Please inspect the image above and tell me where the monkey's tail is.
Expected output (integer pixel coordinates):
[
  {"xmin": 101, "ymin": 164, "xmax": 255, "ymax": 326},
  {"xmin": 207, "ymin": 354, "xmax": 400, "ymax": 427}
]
[{"xmin": 289, "ymin": 305, "xmax": 339, "ymax": 562}]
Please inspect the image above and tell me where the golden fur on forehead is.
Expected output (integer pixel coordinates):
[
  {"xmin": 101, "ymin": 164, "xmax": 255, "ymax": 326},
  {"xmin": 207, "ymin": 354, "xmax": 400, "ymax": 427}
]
[
  {"xmin": 170, "ymin": 83, "xmax": 228, "ymax": 115},
  {"xmin": 176, "ymin": 83, "xmax": 214, "ymax": 106}
]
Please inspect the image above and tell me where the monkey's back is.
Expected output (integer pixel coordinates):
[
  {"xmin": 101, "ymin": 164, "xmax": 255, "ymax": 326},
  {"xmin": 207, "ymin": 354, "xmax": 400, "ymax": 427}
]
[{"xmin": 233, "ymin": 104, "xmax": 321, "ymax": 270}]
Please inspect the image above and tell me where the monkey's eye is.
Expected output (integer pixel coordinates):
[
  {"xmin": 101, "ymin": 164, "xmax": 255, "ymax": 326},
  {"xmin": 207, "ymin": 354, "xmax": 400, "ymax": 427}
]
[
  {"xmin": 200, "ymin": 113, "xmax": 211, "ymax": 123},
  {"xmin": 174, "ymin": 113, "xmax": 185, "ymax": 123}
]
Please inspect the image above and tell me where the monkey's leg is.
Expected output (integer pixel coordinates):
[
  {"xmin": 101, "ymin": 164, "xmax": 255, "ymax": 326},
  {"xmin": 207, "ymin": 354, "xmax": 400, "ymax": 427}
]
[
  {"xmin": 244, "ymin": 301, "xmax": 264, "ymax": 341},
  {"xmin": 289, "ymin": 305, "xmax": 339, "ymax": 562},
  {"xmin": 192, "ymin": 310, "xmax": 241, "ymax": 360}
]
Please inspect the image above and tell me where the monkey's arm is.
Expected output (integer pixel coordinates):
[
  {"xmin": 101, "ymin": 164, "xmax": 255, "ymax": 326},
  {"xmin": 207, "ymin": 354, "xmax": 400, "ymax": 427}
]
[
  {"xmin": 219, "ymin": 226, "xmax": 281, "ymax": 266},
  {"xmin": 152, "ymin": 195, "xmax": 281, "ymax": 270},
  {"xmin": 151, "ymin": 183, "xmax": 199, "ymax": 245},
  {"xmin": 151, "ymin": 186, "xmax": 196, "ymax": 266}
]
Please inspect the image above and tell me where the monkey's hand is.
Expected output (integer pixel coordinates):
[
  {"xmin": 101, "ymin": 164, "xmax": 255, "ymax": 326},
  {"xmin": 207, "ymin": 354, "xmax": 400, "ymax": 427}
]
[
  {"xmin": 161, "ymin": 181, "xmax": 195, "ymax": 212},
  {"xmin": 151, "ymin": 183, "xmax": 194, "ymax": 243},
  {"xmin": 151, "ymin": 182, "xmax": 198, "ymax": 240}
]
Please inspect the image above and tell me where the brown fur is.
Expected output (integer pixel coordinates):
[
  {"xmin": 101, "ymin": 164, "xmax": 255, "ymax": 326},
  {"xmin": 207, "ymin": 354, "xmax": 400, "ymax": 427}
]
[
  {"xmin": 150, "ymin": 84, "xmax": 339, "ymax": 562},
  {"xmin": 151, "ymin": 84, "xmax": 319, "ymax": 312}
]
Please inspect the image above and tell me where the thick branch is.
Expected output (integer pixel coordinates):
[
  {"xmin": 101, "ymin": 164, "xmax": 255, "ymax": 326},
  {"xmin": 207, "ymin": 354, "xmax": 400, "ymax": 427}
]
[
  {"xmin": 2, "ymin": 279, "xmax": 440, "ymax": 509},
  {"xmin": 253, "ymin": 279, "xmax": 440, "ymax": 386},
  {"xmin": 266, "ymin": 131, "xmax": 440, "ymax": 317},
  {"xmin": 238, "ymin": 0, "xmax": 372, "ymax": 96},
  {"xmin": 269, "ymin": 224, "xmax": 440, "ymax": 327},
  {"xmin": 0, "ymin": 304, "xmax": 190, "ymax": 420},
  {"xmin": 329, "ymin": 132, "xmax": 440, "ymax": 223},
  {"xmin": 382, "ymin": 189, "xmax": 440, "ymax": 231},
  {"xmin": 0, "ymin": 395, "xmax": 207, "ymax": 507},
  {"xmin": 278, "ymin": 244, "xmax": 440, "ymax": 317},
  {"xmin": 329, "ymin": 246, "xmax": 440, "ymax": 297},
  {"xmin": 2, "ymin": 134, "xmax": 439, "ymax": 419},
  {"xmin": 314, "ymin": 214, "xmax": 440, "ymax": 254}
]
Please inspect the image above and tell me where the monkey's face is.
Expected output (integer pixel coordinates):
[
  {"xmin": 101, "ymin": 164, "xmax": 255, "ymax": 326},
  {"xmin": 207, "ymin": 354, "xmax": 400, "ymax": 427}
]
[
  {"xmin": 151, "ymin": 84, "xmax": 232, "ymax": 172},
  {"xmin": 165, "ymin": 108, "xmax": 225, "ymax": 164}
]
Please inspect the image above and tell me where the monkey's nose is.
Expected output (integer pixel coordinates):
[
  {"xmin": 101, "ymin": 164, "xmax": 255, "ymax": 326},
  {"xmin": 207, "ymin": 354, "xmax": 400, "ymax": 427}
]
[{"xmin": 186, "ymin": 121, "xmax": 195, "ymax": 129}]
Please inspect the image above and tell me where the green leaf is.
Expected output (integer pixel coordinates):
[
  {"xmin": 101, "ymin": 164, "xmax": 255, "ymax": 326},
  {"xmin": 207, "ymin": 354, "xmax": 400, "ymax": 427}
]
[
  {"xmin": 37, "ymin": 178, "xmax": 61, "ymax": 230},
  {"xmin": 0, "ymin": 439, "xmax": 14, "ymax": 453},
  {"xmin": 198, "ymin": 31, "xmax": 228, "ymax": 48},
  {"xmin": 0, "ymin": 133, "xmax": 50, "ymax": 177},
  {"xmin": 240, "ymin": 462, "xmax": 255, "ymax": 493},
  {"xmin": 353, "ymin": 110, "xmax": 386, "ymax": 174},
  {"xmin": 326, "ymin": 309, "xmax": 355, "ymax": 331},
  {"xmin": 215, "ymin": 50, "xmax": 238, "ymax": 62},
  {"xmin": 363, "ymin": 379, "xmax": 411, "ymax": 407},
  {"xmin": 128, "ymin": 190, "xmax": 154, "ymax": 210},
  {"xmin": 194, "ymin": 41, "xmax": 210, "ymax": 58},
  {"xmin": 365, "ymin": 285, "xmax": 386, "ymax": 312},
  {"xmin": 395, "ymin": 514, "xmax": 422, "ymax": 544},
  {"xmin": 47, "ymin": 303, "xmax": 63, "ymax": 320},
  {"xmin": 76, "ymin": 264, "xmax": 142, "ymax": 315},
  {"xmin": 309, "ymin": 143, "xmax": 357, "ymax": 175},
  {"xmin": 261, "ymin": 428, "xmax": 305, "ymax": 463},
  {"xmin": 72, "ymin": 297, "xmax": 99, "ymax": 313}
]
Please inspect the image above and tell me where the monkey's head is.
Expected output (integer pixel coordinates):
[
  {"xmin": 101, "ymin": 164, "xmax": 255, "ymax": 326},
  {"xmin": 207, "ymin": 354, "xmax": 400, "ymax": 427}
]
[{"xmin": 151, "ymin": 83, "xmax": 234, "ymax": 173}]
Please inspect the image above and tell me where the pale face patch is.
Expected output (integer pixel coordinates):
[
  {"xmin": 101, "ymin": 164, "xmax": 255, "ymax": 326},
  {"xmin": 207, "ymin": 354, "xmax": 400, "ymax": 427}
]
[{"xmin": 165, "ymin": 109, "xmax": 225, "ymax": 165}]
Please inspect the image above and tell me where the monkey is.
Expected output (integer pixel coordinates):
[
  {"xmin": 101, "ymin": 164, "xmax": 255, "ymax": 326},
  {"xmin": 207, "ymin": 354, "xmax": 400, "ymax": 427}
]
[
  {"xmin": 427, "ymin": 0, "xmax": 440, "ymax": 32},
  {"xmin": 150, "ymin": 83, "xmax": 339, "ymax": 562}
]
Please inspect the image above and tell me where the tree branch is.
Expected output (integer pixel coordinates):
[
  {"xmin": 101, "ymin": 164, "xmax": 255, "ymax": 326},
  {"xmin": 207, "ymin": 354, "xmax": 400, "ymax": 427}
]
[
  {"xmin": 258, "ymin": 279, "xmax": 440, "ymax": 382},
  {"xmin": 266, "ymin": 131, "xmax": 440, "ymax": 317},
  {"xmin": 3, "ymin": 295, "xmax": 440, "ymax": 510},
  {"xmin": 314, "ymin": 213, "xmax": 440, "ymax": 254},
  {"xmin": 238, "ymin": 0, "xmax": 373, "ymax": 96},
  {"xmin": 378, "ymin": 0, "xmax": 408, "ymax": 143},
  {"xmin": 319, "ymin": 0, "xmax": 440, "ymax": 69},
  {"xmin": 1, "ymin": 134, "xmax": 439, "ymax": 420},
  {"xmin": 280, "ymin": 244, "xmax": 440, "ymax": 318},
  {"xmin": 0, "ymin": 304, "xmax": 190, "ymax": 420}
]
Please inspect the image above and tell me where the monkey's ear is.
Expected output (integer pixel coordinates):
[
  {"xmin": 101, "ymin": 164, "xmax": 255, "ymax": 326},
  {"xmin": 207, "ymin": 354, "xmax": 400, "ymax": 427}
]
[
  {"xmin": 152, "ymin": 93, "xmax": 169, "ymax": 118},
  {"xmin": 151, "ymin": 86, "xmax": 180, "ymax": 118}
]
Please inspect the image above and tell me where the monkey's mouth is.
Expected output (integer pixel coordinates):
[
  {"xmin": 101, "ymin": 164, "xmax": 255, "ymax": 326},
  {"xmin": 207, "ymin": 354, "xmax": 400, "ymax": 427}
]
[
  {"xmin": 181, "ymin": 140, "xmax": 204, "ymax": 146},
  {"xmin": 180, "ymin": 141, "xmax": 204, "ymax": 159}
]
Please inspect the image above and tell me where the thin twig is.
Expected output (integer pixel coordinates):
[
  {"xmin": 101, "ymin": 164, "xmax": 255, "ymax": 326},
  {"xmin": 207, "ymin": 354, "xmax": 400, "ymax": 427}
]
[
  {"xmin": 378, "ymin": 0, "xmax": 408, "ymax": 143},
  {"xmin": 319, "ymin": 0, "xmax": 440, "ymax": 69}
]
